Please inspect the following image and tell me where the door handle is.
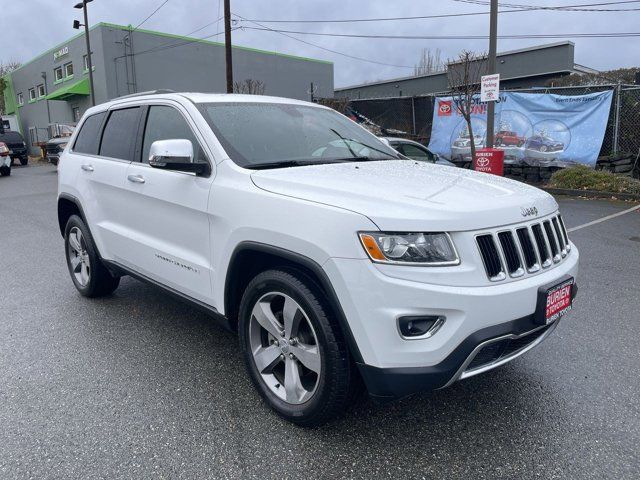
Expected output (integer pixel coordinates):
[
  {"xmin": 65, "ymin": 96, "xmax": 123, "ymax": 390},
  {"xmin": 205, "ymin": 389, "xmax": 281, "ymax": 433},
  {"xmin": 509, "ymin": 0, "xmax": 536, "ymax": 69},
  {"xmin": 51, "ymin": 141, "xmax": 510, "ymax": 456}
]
[
  {"xmin": 127, "ymin": 174, "xmax": 145, "ymax": 184},
  {"xmin": 81, "ymin": 164, "xmax": 94, "ymax": 172}
]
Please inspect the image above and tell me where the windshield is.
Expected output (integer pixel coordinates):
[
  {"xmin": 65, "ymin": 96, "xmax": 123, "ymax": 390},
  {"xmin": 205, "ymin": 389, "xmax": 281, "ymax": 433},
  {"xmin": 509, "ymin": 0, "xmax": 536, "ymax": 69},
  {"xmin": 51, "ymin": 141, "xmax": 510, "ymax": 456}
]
[{"xmin": 197, "ymin": 102, "xmax": 400, "ymax": 168}]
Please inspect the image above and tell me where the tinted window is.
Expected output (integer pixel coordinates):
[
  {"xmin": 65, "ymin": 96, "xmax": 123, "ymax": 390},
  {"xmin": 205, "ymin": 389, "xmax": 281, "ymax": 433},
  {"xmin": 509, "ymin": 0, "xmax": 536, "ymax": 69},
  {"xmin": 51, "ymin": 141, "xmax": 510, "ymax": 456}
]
[
  {"xmin": 99, "ymin": 108, "xmax": 140, "ymax": 161},
  {"xmin": 73, "ymin": 112, "xmax": 106, "ymax": 155},
  {"xmin": 141, "ymin": 106, "xmax": 206, "ymax": 164}
]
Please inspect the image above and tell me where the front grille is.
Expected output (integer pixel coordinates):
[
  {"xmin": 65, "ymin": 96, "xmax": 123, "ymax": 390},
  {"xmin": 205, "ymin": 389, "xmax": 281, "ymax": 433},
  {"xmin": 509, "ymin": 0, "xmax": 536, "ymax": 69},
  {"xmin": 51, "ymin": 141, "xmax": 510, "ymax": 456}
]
[
  {"xmin": 465, "ymin": 325, "xmax": 550, "ymax": 372},
  {"xmin": 476, "ymin": 234, "xmax": 504, "ymax": 280},
  {"xmin": 476, "ymin": 214, "xmax": 570, "ymax": 281}
]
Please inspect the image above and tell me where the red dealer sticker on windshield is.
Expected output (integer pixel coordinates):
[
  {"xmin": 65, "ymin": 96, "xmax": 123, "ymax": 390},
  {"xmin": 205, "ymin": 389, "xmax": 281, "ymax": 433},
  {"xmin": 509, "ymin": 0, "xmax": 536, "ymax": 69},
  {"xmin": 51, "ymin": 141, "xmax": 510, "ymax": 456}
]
[{"xmin": 545, "ymin": 279, "xmax": 573, "ymax": 324}]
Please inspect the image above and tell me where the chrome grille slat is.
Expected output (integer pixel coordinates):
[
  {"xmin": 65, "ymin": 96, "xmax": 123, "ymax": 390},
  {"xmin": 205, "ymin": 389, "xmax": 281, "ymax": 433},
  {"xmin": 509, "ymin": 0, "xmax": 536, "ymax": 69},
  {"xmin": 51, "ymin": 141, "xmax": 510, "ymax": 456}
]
[{"xmin": 476, "ymin": 214, "xmax": 571, "ymax": 282}]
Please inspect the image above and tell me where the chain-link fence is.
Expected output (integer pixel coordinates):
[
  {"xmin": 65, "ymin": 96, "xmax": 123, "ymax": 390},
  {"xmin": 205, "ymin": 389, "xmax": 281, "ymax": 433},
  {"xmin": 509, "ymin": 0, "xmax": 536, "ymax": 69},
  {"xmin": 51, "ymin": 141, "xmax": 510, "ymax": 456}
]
[{"xmin": 341, "ymin": 84, "xmax": 640, "ymax": 162}]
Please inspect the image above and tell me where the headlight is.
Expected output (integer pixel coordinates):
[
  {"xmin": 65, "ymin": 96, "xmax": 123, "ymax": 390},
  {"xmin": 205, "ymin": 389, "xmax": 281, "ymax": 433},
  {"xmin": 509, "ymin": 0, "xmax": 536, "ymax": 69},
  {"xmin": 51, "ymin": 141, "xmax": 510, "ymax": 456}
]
[{"xmin": 359, "ymin": 232, "xmax": 459, "ymax": 265}]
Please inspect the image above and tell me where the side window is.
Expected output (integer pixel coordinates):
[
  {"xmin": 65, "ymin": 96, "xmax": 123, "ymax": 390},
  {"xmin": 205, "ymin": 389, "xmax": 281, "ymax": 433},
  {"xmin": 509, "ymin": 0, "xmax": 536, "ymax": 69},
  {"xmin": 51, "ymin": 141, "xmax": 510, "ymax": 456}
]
[
  {"xmin": 73, "ymin": 111, "xmax": 106, "ymax": 155},
  {"xmin": 141, "ymin": 106, "xmax": 206, "ymax": 164},
  {"xmin": 99, "ymin": 107, "xmax": 141, "ymax": 161},
  {"xmin": 400, "ymin": 144, "xmax": 430, "ymax": 161}
]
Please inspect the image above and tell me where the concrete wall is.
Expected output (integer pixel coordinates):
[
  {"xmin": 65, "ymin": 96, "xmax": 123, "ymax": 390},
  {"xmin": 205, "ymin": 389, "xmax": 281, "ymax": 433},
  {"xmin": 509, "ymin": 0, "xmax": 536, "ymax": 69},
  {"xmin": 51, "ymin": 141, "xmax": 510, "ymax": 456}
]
[
  {"xmin": 99, "ymin": 24, "xmax": 334, "ymax": 101},
  {"xmin": 336, "ymin": 42, "xmax": 576, "ymax": 100}
]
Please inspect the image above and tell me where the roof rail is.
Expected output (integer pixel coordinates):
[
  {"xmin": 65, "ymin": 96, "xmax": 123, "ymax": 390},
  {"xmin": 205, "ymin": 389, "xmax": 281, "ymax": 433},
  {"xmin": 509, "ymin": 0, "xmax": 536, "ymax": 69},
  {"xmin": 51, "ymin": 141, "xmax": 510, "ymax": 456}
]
[{"xmin": 114, "ymin": 89, "xmax": 176, "ymax": 100}]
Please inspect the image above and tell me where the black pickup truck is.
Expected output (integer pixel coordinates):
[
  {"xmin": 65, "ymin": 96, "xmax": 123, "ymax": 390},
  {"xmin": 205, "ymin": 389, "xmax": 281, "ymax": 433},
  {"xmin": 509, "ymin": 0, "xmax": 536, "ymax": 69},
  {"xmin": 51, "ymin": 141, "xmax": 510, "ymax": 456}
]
[{"xmin": 0, "ymin": 129, "xmax": 28, "ymax": 166}]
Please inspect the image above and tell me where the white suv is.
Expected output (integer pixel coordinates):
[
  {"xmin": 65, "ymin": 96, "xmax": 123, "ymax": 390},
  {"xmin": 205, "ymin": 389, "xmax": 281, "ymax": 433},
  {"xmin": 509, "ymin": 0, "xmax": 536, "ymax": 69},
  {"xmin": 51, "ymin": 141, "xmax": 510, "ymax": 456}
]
[{"xmin": 58, "ymin": 92, "xmax": 579, "ymax": 426}]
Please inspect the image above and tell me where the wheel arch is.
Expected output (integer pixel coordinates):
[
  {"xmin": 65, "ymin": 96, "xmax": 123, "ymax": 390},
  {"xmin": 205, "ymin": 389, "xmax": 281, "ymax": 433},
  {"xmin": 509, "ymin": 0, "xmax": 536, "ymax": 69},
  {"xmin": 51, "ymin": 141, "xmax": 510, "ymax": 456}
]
[
  {"xmin": 224, "ymin": 241, "xmax": 364, "ymax": 364},
  {"xmin": 57, "ymin": 193, "xmax": 87, "ymax": 237}
]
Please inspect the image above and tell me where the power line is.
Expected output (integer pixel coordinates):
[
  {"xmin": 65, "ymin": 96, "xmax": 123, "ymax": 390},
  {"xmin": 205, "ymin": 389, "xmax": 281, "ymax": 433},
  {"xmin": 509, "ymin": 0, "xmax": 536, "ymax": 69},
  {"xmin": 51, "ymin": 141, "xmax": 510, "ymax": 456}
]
[
  {"xmin": 243, "ymin": 0, "xmax": 640, "ymax": 23},
  {"xmin": 233, "ymin": 13, "xmax": 414, "ymax": 69},
  {"xmin": 133, "ymin": 0, "xmax": 172, "ymax": 31},
  {"xmin": 240, "ymin": 26, "xmax": 640, "ymax": 40},
  {"xmin": 452, "ymin": 0, "xmax": 640, "ymax": 11}
]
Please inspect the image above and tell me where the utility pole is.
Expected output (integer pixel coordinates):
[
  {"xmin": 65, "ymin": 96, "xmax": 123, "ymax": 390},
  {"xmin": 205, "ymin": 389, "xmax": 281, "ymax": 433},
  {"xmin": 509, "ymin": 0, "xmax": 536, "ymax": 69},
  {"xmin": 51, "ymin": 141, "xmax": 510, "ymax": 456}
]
[
  {"xmin": 224, "ymin": 0, "xmax": 233, "ymax": 93},
  {"xmin": 74, "ymin": 0, "xmax": 96, "ymax": 106},
  {"xmin": 486, "ymin": 0, "xmax": 498, "ymax": 148}
]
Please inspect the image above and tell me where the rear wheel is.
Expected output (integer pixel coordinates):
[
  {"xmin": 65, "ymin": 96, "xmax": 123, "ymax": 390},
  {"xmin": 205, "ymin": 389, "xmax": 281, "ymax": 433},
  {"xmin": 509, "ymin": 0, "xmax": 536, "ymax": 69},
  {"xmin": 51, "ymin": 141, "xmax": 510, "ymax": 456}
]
[
  {"xmin": 239, "ymin": 269, "xmax": 355, "ymax": 427},
  {"xmin": 20, "ymin": 157, "xmax": 28, "ymax": 166},
  {"xmin": 64, "ymin": 215, "xmax": 120, "ymax": 297},
  {"xmin": 0, "ymin": 165, "xmax": 10, "ymax": 176}
]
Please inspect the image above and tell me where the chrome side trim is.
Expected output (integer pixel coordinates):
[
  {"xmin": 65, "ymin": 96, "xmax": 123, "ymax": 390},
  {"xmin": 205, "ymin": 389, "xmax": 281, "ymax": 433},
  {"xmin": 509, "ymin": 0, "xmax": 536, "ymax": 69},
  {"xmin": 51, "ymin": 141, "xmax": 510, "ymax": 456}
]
[{"xmin": 440, "ymin": 320, "xmax": 560, "ymax": 388}]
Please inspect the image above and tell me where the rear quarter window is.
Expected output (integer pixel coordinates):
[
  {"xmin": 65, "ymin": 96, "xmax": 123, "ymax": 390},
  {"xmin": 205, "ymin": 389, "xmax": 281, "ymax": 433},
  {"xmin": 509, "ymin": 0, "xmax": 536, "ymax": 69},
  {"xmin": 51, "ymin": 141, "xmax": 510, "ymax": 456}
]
[{"xmin": 73, "ymin": 112, "xmax": 106, "ymax": 155}]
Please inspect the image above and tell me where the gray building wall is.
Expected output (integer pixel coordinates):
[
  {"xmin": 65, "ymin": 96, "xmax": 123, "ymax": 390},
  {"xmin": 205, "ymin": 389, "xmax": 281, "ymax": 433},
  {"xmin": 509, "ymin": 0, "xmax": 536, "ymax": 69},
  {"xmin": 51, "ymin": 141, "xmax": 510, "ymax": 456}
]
[
  {"xmin": 6, "ymin": 23, "xmax": 333, "ymax": 154},
  {"xmin": 335, "ymin": 42, "xmax": 577, "ymax": 100}
]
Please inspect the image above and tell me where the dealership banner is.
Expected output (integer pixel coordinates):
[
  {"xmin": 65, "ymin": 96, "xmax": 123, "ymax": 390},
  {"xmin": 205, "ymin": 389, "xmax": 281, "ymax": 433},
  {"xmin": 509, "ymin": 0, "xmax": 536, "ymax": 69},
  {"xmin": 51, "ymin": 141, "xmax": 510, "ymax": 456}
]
[{"xmin": 427, "ymin": 91, "xmax": 613, "ymax": 167}]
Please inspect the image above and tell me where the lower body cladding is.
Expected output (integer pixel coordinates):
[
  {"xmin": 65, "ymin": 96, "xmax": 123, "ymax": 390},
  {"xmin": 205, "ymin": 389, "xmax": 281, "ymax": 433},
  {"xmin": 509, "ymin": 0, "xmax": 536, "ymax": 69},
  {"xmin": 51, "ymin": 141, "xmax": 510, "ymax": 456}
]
[{"xmin": 324, "ymin": 249, "xmax": 579, "ymax": 401}]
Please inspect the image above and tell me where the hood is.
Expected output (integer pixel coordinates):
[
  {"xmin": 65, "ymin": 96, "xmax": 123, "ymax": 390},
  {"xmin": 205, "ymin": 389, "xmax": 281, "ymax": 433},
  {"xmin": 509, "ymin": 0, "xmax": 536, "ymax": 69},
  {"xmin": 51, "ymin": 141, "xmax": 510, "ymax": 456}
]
[
  {"xmin": 47, "ymin": 137, "xmax": 71, "ymax": 146},
  {"xmin": 251, "ymin": 160, "xmax": 557, "ymax": 231}
]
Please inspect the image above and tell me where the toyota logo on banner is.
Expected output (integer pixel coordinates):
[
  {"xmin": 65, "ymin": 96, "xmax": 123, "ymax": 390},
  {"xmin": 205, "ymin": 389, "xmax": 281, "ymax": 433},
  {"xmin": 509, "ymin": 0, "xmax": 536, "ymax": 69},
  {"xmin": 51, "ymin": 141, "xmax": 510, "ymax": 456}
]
[
  {"xmin": 438, "ymin": 100, "xmax": 452, "ymax": 116},
  {"xmin": 476, "ymin": 157, "xmax": 490, "ymax": 168}
]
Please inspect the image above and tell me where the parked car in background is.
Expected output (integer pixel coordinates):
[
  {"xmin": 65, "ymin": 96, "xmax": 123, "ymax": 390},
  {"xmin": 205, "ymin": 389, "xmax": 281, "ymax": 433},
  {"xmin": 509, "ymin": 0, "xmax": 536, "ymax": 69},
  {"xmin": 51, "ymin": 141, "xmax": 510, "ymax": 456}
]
[
  {"xmin": 451, "ymin": 133, "xmax": 485, "ymax": 161},
  {"xmin": 380, "ymin": 137, "xmax": 455, "ymax": 166},
  {"xmin": 495, "ymin": 130, "xmax": 526, "ymax": 147},
  {"xmin": 525, "ymin": 135, "xmax": 564, "ymax": 153},
  {"xmin": 0, "ymin": 130, "xmax": 28, "ymax": 166},
  {"xmin": 0, "ymin": 142, "xmax": 11, "ymax": 176},
  {"xmin": 45, "ymin": 125, "xmax": 75, "ymax": 166}
]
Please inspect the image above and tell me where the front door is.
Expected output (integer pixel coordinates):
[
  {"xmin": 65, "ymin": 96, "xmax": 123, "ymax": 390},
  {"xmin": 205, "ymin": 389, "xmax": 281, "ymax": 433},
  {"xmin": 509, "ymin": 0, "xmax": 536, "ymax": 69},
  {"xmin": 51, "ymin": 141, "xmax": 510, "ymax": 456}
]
[{"xmin": 119, "ymin": 103, "xmax": 214, "ymax": 303}]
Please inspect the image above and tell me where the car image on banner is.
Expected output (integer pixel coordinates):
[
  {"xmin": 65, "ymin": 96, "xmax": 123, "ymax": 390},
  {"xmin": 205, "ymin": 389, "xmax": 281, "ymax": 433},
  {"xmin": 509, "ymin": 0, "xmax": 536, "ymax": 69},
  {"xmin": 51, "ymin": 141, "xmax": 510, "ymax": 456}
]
[{"xmin": 428, "ymin": 91, "xmax": 613, "ymax": 167}]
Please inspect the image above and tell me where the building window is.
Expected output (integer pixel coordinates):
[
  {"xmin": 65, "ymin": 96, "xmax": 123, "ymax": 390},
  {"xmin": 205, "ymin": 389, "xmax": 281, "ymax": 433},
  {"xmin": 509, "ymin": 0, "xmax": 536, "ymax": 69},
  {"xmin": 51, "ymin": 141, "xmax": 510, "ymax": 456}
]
[
  {"xmin": 28, "ymin": 88, "xmax": 36, "ymax": 102},
  {"xmin": 54, "ymin": 67, "xmax": 64, "ymax": 83},
  {"xmin": 64, "ymin": 62, "xmax": 74, "ymax": 78},
  {"xmin": 17, "ymin": 93, "xmax": 24, "ymax": 105},
  {"xmin": 37, "ymin": 84, "xmax": 46, "ymax": 98}
]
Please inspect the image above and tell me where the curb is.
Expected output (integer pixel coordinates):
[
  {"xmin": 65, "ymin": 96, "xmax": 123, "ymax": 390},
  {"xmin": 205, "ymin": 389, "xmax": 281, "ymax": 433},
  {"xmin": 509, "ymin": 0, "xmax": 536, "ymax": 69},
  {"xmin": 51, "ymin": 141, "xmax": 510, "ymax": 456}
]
[{"xmin": 541, "ymin": 187, "xmax": 640, "ymax": 201}]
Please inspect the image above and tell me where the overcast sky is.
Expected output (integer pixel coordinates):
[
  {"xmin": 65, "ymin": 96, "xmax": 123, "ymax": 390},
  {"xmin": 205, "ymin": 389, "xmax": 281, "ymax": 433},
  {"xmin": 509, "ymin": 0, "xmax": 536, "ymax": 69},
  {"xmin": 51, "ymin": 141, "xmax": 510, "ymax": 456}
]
[{"xmin": 3, "ymin": 0, "xmax": 639, "ymax": 88}]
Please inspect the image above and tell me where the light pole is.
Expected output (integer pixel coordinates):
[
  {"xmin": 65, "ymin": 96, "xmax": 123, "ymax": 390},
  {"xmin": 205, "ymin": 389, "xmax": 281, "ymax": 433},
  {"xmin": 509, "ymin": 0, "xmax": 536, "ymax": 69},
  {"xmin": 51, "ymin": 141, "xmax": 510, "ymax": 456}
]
[
  {"xmin": 41, "ymin": 71, "xmax": 51, "ymax": 124},
  {"xmin": 486, "ymin": 0, "xmax": 498, "ymax": 148},
  {"xmin": 73, "ymin": 0, "xmax": 96, "ymax": 106}
]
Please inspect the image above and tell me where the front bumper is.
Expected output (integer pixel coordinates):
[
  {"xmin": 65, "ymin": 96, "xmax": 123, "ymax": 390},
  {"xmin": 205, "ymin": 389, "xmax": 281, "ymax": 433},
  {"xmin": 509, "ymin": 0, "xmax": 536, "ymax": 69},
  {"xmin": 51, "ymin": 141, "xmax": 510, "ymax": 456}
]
[{"xmin": 324, "ymin": 245, "xmax": 579, "ymax": 399}]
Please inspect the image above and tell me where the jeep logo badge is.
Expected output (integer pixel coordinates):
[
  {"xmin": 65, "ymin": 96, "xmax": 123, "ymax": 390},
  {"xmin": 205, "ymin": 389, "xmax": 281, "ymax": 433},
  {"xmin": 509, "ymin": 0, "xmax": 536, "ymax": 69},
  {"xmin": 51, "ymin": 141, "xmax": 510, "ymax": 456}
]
[{"xmin": 521, "ymin": 206, "xmax": 538, "ymax": 217}]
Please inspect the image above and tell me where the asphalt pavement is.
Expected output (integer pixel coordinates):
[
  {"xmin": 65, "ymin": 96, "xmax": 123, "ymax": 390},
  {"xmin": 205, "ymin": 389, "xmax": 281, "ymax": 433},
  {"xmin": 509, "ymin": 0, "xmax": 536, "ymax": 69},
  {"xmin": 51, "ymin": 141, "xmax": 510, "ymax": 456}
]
[{"xmin": 1, "ymin": 164, "xmax": 638, "ymax": 479}]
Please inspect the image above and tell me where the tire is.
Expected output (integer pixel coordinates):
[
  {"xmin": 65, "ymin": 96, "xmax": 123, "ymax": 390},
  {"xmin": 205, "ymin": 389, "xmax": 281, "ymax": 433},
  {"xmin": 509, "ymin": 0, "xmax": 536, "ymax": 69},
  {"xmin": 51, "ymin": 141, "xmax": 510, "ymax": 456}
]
[
  {"xmin": 238, "ymin": 269, "xmax": 355, "ymax": 427},
  {"xmin": 64, "ymin": 215, "xmax": 120, "ymax": 297},
  {"xmin": 0, "ymin": 165, "xmax": 10, "ymax": 176},
  {"xmin": 20, "ymin": 157, "xmax": 28, "ymax": 166}
]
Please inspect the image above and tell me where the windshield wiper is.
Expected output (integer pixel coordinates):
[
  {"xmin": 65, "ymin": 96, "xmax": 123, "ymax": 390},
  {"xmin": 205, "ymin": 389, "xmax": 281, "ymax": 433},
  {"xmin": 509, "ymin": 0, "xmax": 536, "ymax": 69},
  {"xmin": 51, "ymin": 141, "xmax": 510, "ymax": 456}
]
[
  {"xmin": 329, "ymin": 128, "xmax": 400, "ymax": 159},
  {"xmin": 246, "ymin": 159, "xmax": 330, "ymax": 170}
]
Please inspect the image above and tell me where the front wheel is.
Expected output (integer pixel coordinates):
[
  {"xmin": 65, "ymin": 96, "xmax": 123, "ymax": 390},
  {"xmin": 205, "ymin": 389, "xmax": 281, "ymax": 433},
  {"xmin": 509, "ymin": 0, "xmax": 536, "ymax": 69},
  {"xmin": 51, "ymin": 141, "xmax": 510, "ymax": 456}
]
[
  {"xmin": 0, "ymin": 165, "xmax": 10, "ymax": 176},
  {"xmin": 64, "ymin": 215, "xmax": 120, "ymax": 297},
  {"xmin": 238, "ymin": 269, "xmax": 355, "ymax": 427}
]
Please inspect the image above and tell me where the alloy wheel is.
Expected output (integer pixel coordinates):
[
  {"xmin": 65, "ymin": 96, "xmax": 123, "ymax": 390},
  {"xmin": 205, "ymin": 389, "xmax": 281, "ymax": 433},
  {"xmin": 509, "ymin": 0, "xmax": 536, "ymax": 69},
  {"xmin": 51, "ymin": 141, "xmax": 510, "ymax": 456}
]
[
  {"xmin": 249, "ymin": 292, "xmax": 321, "ymax": 405},
  {"xmin": 67, "ymin": 226, "xmax": 91, "ymax": 286}
]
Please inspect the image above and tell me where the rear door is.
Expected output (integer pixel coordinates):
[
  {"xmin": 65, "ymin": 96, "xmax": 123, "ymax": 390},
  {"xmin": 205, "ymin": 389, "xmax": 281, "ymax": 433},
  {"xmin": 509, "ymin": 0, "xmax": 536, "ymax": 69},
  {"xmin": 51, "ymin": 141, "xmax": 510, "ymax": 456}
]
[
  {"xmin": 119, "ymin": 102, "xmax": 214, "ymax": 302},
  {"xmin": 68, "ymin": 107, "xmax": 142, "ymax": 261}
]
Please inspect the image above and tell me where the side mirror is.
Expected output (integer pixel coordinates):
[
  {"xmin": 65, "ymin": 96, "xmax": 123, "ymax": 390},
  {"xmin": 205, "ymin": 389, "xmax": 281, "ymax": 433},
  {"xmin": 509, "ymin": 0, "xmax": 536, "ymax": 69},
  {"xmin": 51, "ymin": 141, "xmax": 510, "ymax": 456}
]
[{"xmin": 148, "ymin": 139, "xmax": 210, "ymax": 176}]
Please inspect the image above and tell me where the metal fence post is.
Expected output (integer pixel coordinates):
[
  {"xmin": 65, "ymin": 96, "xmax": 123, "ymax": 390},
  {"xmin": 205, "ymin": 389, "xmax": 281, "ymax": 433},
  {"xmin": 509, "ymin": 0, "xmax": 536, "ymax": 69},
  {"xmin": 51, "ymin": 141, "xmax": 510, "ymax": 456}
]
[
  {"xmin": 411, "ymin": 97, "xmax": 416, "ymax": 136},
  {"xmin": 613, "ymin": 83, "xmax": 622, "ymax": 156}
]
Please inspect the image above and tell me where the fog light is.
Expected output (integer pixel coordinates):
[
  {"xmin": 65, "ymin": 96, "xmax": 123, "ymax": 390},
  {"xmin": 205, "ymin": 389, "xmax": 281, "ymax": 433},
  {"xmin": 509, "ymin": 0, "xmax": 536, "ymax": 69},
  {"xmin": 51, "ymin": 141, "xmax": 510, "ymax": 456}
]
[{"xmin": 398, "ymin": 315, "xmax": 445, "ymax": 339}]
